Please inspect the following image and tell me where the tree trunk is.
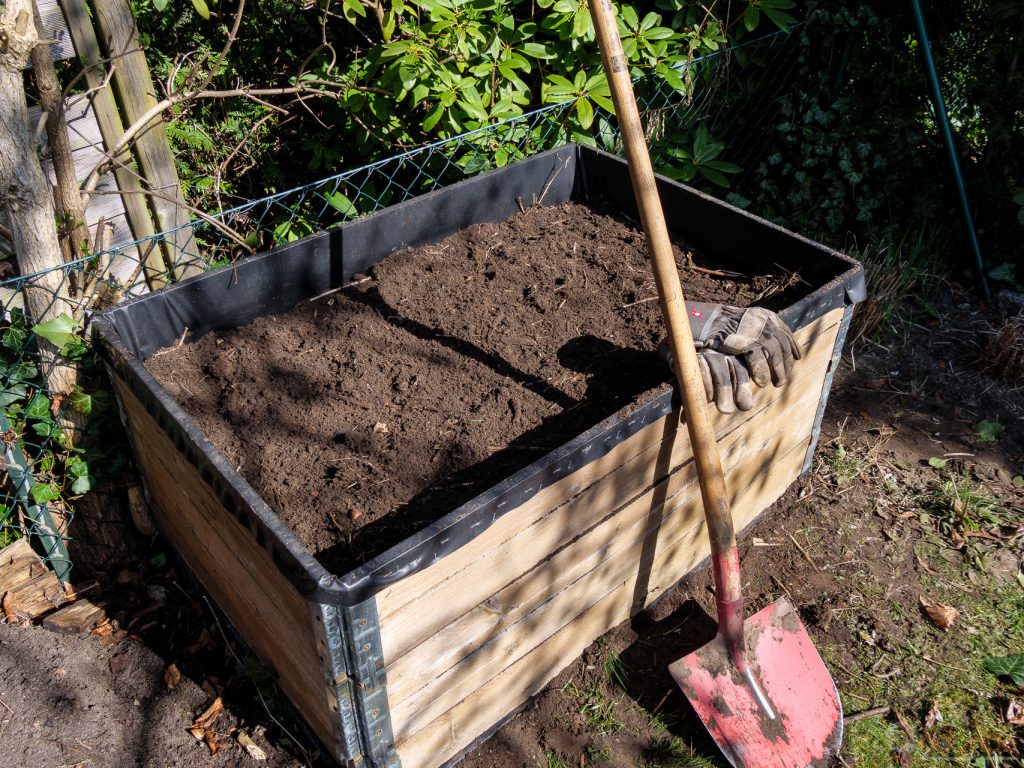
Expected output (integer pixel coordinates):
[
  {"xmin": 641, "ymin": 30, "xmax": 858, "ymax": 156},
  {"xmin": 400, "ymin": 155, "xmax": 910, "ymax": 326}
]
[
  {"xmin": 31, "ymin": 5, "xmax": 91, "ymax": 271},
  {"xmin": 0, "ymin": 0, "xmax": 80, "ymax": 433}
]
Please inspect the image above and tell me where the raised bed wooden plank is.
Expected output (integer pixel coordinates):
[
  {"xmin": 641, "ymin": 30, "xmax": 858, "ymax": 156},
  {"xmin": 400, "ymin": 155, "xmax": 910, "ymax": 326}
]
[
  {"xmin": 382, "ymin": 327, "xmax": 834, "ymax": 715},
  {"xmin": 112, "ymin": 377, "xmax": 342, "ymax": 760},
  {"xmin": 395, "ymin": 437, "xmax": 811, "ymax": 768},
  {"xmin": 378, "ymin": 309, "xmax": 841, "ymax": 660}
]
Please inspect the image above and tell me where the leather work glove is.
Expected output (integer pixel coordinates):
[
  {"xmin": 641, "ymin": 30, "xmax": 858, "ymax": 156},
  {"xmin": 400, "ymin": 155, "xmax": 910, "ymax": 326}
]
[
  {"xmin": 656, "ymin": 303, "xmax": 801, "ymax": 414},
  {"xmin": 657, "ymin": 340, "xmax": 754, "ymax": 414},
  {"xmin": 685, "ymin": 302, "xmax": 802, "ymax": 388}
]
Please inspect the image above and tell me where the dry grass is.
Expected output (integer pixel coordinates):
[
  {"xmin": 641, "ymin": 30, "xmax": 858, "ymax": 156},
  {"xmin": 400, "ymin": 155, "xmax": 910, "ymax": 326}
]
[{"xmin": 983, "ymin": 313, "xmax": 1024, "ymax": 386}]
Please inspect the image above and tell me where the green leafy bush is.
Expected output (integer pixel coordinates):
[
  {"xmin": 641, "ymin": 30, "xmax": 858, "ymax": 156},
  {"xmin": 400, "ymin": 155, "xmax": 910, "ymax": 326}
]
[{"xmin": 131, "ymin": 0, "xmax": 795, "ymax": 207}]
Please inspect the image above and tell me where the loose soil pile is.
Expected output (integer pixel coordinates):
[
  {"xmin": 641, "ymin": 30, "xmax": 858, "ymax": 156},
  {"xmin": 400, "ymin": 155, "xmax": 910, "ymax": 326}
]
[{"xmin": 147, "ymin": 201, "xmax": 792, "ymax": 573}]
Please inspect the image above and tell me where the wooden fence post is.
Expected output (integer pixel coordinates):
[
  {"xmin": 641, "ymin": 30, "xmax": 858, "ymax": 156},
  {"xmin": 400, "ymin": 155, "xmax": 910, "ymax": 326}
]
[
  {"xmin": 74, "ymin": 0, "xmax": 202, "ymax": 279},
  {"xmin": 58, "ymin": 0, "xmax": 170, "ymax": 288}
]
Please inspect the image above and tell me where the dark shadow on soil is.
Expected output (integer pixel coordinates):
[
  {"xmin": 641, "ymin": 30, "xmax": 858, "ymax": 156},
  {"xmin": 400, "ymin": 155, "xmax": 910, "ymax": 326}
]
[{"xmin": 315, "ymin": 286, "xmax": 670, "ymax": 571}]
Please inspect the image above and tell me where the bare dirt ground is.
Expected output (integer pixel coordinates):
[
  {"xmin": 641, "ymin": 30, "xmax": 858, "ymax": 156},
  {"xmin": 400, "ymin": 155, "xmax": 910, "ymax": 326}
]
[{"xmin": 1, "ymin": 283, "xmax": 1021, "ymax": 768}]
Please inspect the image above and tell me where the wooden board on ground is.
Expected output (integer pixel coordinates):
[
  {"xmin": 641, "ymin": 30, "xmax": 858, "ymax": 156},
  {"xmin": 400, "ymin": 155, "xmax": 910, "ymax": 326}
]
[
  {"xmin": 42, "ymin": 596, "xmax": 108, "ymax": 633},
  {"xmin": 0, "ymin": 537, "xmax": 67, "ymax": 622},
  {"xmin": 0, "ymin": 539, "xmax": 46, "ymax": 593}
]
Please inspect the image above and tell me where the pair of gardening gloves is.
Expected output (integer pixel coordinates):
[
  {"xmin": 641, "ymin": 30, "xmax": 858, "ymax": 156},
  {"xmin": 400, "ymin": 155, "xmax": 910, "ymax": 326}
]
[{"xmin": 659, "ymin": 304, "xmax": 801, "ymax": 414}]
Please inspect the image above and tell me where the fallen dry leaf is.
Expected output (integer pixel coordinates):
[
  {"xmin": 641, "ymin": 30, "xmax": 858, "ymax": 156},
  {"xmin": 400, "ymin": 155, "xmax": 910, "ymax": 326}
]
[
  {"xmin": 184, "ymin": 627, "xmax": 215, "ymax": 654},
  {"xmin": 237, "ymin": 730, "xmax": 268, "ymax": 761},
  {"xmin": 373, "ymin": 421, "xmax": 389, "ymax": 434},
  {"xmin": 1, "ymin": 591, "xmax": 24, "ymax": 623},
  {"xmin": 164, "ymin": 662, "xmax": 181, "ymax": 690},
  {"xmin": 91, "ymin": 619, "xmax": 115, "ymax": 637},
  {"xmin": 193, "ymin": 696, "xmax": 225, "ymax": 731},
  {"xmin": 49, "ymin": 393, "xmax": 67, "ymax": 417},
  {"xmin": 203, "ymin": 730, "xmax": 223, "ymax": 755},
  {"xmin": 190, "ymin": 696, "xmax": 226, "ymax": 755},
  {"xmin": 1006, "ymin": 698, "xmax": 1024, "ymax": 726},
  {"xmin": 919, "ymin": 595, "xmax": 960, "ymax": 631},
  {"xmin": 923, "ymin": 701, "xmax": 943, "ymax": 728}
]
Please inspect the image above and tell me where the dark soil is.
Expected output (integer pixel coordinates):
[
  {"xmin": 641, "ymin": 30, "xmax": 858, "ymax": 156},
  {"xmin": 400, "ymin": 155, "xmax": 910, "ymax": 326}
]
[
  {"xmin": 146, "ymin": 201, "xmax": 791, "ymax": 575},
  {"xmin": 0, "ymin": 620, "xmax": 301, "ymax": 767}
]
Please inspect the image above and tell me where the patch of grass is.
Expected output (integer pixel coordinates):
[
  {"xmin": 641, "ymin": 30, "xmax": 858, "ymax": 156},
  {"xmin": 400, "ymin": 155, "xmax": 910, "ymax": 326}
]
[
  {"xmin": 926, "ymin": 469, "xmax": 1004, "ymax": 533},
  {"xmin": 848, "ymin": 229, "xmax": 943, "ymax": 342},
  {"xmin": 644, "ymin": 736, "xmax": 722, "ymax": 768},
  {"xmin": 837, "ymin": 569, "xmax": 1024, "ymax": 767},
  {"xmin": 921, "ymin": 467, "xmax": 1008, "ymax": 570},
  {"xmin": 585, "ymin": 743, "xmax": 611, "ymax": 763},
  {"xmin": 603, "ymin": 648, "xmax": 628, "ymax": 691},
  {"xmin": 648, "ymin": 709, "xmax": 677, "ymax": 734},
  {"xmin": 822, "ymin": 435, "xmax": 864, "ymax": 488},
  {"xmin": 845, "ymin": 718, "xmax": 907, "ymax": 767},
  {"xmin": 543, "ymin": 750, "xmax": 571, "ymax": 768},
  {"xmin": 560, "ymin": 678, "xmax": 625, "ymax": 736}
]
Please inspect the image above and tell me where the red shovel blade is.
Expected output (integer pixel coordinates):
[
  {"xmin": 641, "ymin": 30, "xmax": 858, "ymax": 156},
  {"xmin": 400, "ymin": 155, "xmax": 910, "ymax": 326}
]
[{"xmin": 668, "ymin": 599, "xmax": 842, "ymax": 768}]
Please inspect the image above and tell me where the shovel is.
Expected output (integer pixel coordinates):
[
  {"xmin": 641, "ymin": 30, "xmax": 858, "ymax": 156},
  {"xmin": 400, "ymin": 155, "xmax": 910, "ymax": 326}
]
[{"xmin": 586, "ymin": 1, "xmax": 843, "ymax": 765}]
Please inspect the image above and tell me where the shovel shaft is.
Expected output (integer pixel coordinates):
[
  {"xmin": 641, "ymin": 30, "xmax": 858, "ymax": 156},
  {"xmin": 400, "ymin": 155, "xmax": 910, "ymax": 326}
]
[{"xmin": 587, "ymin": 0, "xmax": 743, "ymax": 621}]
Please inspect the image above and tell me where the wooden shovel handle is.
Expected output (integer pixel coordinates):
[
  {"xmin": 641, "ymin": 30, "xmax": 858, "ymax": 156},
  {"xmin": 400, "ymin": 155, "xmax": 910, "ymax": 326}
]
[{"xmin": 587, "ymin": 0, "xmax": 743, "ymax": 616}]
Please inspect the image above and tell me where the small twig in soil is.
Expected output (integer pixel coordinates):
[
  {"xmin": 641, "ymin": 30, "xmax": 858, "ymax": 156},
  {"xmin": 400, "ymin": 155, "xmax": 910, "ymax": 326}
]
[
  {"xmin": 176, "ymin": 326, "xmax": 189, "ymax": 348},
  {"xmin": 769, "ymin": 574, "xmax": 795, "ymax": 604},
  {"xmin": 844, "ymin": 705, "xmax": 891, "ymax": 724},
  {"xmin": 620, "ymin": 296, "xmax": 659, "ymax": 309},
  {"xmin": 326, "ymin": 508, "xmax": 348, "ymax": 535},
  {"xmin": 683, "ymin": 249, "xmax": 744, "ymax": 278},
  {"xmin": 922, "ymin": 655, "xmax": 972, "ymax": 674},
  {"xmin": 892, "ymin": 708, "xmax": 916, "ymax": 739},
  {"xmin": 537, "ymin": 156, "xmax": 572, "ymax": 207},
  {"xmin": 515, "ymin": 196, "xmax": 526, "ymax": 214},
  {"xmin": 787, "ymin": 532, "xmax": 820, "ymax": 572},
  {"xmin": 0, "ymin": 697, "xmax": 14, "ymax": 715}
]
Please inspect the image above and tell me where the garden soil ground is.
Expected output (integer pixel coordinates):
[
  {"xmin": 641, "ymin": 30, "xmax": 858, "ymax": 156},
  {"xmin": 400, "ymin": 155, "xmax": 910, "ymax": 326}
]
[
  {"xmin": 1, "ymin": 277, "xmax": 1021, "ymax": 764},
  {"xmin": 145, "ymin": 201, "xmax": 794, "ymax": 573}
]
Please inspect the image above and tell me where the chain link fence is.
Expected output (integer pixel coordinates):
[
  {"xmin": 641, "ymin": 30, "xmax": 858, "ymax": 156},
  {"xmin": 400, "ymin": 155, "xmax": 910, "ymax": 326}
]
[{"xmin": 1, "ymin": 27, "xmax": 802, "ymax": 577}]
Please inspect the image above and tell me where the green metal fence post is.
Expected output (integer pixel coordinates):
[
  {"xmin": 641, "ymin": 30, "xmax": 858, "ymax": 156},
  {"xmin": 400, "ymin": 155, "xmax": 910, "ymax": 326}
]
[{"xmin": 909, "ymin": 0, "xmax": 991, "ymax": 302}]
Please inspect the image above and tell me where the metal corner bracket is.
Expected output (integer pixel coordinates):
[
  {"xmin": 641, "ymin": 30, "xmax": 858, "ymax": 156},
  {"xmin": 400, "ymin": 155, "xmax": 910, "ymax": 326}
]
[{"xmin": 319, "ymin": 599, "xmax": 401, "ymax": 768}]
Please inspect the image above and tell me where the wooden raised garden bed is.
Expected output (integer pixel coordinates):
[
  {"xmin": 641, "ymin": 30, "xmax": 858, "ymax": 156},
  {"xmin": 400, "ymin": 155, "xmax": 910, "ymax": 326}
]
[{"xmin": 92, "ymin": 145, "xmax": 864, "ymax": 768}]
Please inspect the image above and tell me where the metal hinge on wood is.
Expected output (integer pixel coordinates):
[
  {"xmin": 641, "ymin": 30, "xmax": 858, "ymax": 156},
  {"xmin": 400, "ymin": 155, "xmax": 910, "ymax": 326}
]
[{"xmin": 320, "ymin": 601, "xmax": 401, "ymax": 768}]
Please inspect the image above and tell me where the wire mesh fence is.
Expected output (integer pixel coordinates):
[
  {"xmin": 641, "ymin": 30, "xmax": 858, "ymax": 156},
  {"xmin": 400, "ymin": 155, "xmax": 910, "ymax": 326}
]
[{"xmin": 0, "ymin": 27, "xmax": 803, "ymax": 576}]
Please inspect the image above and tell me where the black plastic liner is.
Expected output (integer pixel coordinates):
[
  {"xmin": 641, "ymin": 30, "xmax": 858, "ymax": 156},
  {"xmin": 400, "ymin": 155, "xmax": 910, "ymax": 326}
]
[{"xmin": 94, "ymin": 145, "xmax": 865, "ymax": 607}]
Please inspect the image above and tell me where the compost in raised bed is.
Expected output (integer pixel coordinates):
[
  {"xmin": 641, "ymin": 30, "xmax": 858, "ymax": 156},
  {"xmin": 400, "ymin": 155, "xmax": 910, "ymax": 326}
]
[{"xmin": 146, "ymin": 201, "xmax": 799, "ymax": 575}]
